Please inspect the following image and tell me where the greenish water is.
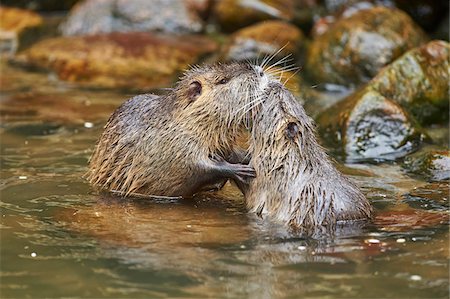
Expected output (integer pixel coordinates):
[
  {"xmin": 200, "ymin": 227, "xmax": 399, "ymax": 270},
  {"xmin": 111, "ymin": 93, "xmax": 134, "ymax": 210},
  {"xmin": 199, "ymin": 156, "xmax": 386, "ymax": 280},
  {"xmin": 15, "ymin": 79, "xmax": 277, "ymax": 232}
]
[{"xmin": 1, "ymin": 63, "xmax": 449, "ymax": 298}]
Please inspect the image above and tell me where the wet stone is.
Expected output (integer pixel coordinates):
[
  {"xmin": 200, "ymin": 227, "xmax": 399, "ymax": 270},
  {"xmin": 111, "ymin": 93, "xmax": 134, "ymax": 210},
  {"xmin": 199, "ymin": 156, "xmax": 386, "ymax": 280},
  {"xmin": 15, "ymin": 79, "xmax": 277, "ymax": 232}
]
[
  {"xmin": 0, "ymin": 7, "xmax": 43, "ymax": 55},
  {"xmin": 317, "ymin": 89, "xmax": 424, "ymax": 162},
  {"xmin": 14, "ymin": 32, "xmax": 217, "ymax": 90},
  {"xmin": 213, "ymin": 0, "xmax": 295, "ymax": 32},
  {"xmin": 370, "ymin": 40, "xmax": 450, "ymax": 125},
  {"xmin": 402, "ymin": 148, "xmax": 450, "ymax": 182},
  {"xmin": 316, "ymin": 40, "xmax": 450, "ymax": 162},
  {"xmin": 306, "ymin": 6, "xmax": 427, "ymax": 87},
  {"xmin": 221, "ymin": 20, "xmax": 304, "ymax": 62},
  {"xmin": 60, "ymin": 0, "xmax": 204, "ymax": 36}
]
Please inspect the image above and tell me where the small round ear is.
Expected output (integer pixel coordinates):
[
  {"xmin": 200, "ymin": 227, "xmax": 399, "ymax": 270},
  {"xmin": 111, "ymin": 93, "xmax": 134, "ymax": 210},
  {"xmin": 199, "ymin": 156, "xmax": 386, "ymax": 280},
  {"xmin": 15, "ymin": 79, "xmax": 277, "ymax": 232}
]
[{"xmin": 187, "ymin": 81, "xmax": 202, "ymax": 103}]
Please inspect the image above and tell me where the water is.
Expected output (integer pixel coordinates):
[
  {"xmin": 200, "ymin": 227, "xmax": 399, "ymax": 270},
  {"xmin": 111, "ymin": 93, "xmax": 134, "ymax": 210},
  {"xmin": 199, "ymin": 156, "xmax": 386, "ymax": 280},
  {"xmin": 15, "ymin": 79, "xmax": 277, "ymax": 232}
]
[{"xmin": 1, "ymin": 62, "xmax": 448, "ymax": 298}]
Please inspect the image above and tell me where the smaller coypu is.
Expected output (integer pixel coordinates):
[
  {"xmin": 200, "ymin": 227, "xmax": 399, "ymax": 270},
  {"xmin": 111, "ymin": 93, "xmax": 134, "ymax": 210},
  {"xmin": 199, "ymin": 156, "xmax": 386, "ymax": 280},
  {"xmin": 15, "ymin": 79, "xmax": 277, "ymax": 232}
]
[
  {"xmin": 240, "ymin": 83, "xmax": 372, "ymax": 228},
  {"xmin": 88, "ymin": 63, "xmax": 269, "ymax": 197}
]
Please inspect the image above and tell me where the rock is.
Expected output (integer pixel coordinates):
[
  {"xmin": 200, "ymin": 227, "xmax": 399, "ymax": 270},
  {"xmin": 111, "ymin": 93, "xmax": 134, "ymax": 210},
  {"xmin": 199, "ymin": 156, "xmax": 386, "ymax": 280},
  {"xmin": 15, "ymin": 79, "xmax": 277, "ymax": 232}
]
[
  {"xmin": 15, "ymin": 32, "xmax": 217, "ymax": 90},
  {"xmin": 317, "ymin": 88, "xmax": 424, "ymax": 162},
  {"xmin": 369, "ymin": 41, "xmax": 449, "ymax": 125},
  {"xmin": 306, "ymin": 6, "xmax": 427, "ymax": 87},
  {"xmin": 0, "ymin": 92, "xmax": 119, "ymax": 125},
  {"xmin": 316, "ymin": 41, "xmax": 449, "ymax": 161},
  {"xmin": 60, "ymin": 0, "xmax": 203, "ymax": 36},
  {"xmin": 213, "ymin": 0, "xmax": 295, "ymax": 32},
  {"xmin": 0, "ymin": 7, "xmax": 43, "ymax": 55},
  {"xmin": 402, "ymin": 148, "xmax": 450, "ymax": 182},
  {"xmin": 374, "ymin": 208, "xmax": 448, "ymax": 232},
  {"xmin": 220, "ymin": 20, "xmax": 304, "ymax": 62},
  {"xmin": 185, "ymin": 0, "xmax": 214, "ymax": 20}
]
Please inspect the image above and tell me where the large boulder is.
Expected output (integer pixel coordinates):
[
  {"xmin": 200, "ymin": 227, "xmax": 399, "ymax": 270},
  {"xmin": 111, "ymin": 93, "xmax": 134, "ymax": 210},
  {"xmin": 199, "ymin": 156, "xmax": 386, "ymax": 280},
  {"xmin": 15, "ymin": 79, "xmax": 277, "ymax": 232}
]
[
  {"xmin": 220, "ymin": 20, "xmax": 304, "ymax": 62},
  {"xmin": 213, "ymin": 0, "xmax": 295, "ymax": 32},
  {"xmin": 316, "ymin": 40, "xmax": 449, "ymax": 161},
  {"xmin": 60, "ymin": 0, "xmax": 204, "ymax": 36},
  {"xmin": 306, "ymin": 6, "xmax": 427, "ymax": 87},
  {"xmin": 15, "ymin": 32, "xmax": 217, "ymax": 90}
]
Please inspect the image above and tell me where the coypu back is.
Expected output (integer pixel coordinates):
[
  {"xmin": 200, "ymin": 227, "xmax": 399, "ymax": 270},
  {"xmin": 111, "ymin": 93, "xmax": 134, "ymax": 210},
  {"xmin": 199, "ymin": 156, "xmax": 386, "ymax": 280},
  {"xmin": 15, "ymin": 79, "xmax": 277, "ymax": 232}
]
[
  {"xmin": 245, "ymin": 83, "xmax": 372, "ymax": 228},
  {"xmin": 87, "ymin": 62, "xmax": 268, "ymax": 197}
]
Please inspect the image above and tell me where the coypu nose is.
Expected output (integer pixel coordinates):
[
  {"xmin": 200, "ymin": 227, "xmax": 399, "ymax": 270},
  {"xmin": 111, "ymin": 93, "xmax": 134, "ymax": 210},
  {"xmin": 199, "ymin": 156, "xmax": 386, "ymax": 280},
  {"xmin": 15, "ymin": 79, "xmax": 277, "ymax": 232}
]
[{"xmin": 254, "ymin": 66, "xmax": 265, "ymax": 77}]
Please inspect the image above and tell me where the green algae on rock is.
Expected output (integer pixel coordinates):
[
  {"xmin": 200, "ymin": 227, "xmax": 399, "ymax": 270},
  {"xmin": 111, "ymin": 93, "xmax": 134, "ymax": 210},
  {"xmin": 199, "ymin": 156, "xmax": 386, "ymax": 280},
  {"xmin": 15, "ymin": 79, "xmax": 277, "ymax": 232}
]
[
  {"xmin": 402, "ymin": 148, "xmax": 450, "ymax": 182},
  {"xmin": 370, "ymin": 40, "xmax": 449, "ymax": 125},
  {"xmin": 213, "ymin": 0, "xmax": 295, "ymax": 32},
  {"xmin": 306, "ymin": 6, "xmax": 427, "ymax": 87},
  {"xmin": 220, "ymin": 20, "xmax": 304, "ymax": 62},
  {"xmin": 60, "ymin": 0, "xmax": 204, "ymax": 36},
  {"xmin": 317, "ymin": 88, "xmax": 424, "ymax": 162},
  {"xmin": 14, "ymin": 32, "xmax": 217, "ymax": 90},
  {"xmin": 316, "ymin": 41, "xmax": 450, "ymax": 162}
]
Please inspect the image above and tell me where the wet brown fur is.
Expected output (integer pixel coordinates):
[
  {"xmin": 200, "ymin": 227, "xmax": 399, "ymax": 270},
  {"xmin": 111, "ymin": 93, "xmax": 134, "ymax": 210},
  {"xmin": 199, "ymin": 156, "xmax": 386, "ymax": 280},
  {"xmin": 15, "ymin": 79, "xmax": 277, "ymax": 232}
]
[
  {"xmin": 242, "ymin": 83, "xmax": 372, "ymax": 229},
  {"xmin": 87, "ymin": 62, "xmax": 266, "ymax": 197}
]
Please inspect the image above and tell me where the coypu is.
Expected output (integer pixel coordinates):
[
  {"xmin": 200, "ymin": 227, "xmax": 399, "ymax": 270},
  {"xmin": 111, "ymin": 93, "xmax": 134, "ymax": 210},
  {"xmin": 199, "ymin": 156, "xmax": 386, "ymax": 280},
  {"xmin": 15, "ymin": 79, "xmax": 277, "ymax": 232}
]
[
  {"xmin": 239, "ymin": 83, "xmax": 372, "ymax": 228},
  {"xmin": 87, "ymin": 62, "xmax": 269, "ymax": 197}
]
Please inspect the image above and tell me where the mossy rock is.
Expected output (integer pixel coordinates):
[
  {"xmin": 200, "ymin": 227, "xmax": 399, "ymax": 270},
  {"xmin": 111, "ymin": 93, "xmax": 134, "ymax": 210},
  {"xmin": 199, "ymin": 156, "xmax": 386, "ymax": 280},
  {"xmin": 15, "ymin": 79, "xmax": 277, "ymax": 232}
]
[
  {"xmin": 14, "ymin": 32, "xmax": 217, "ymax": 90},
  {"xmin": 306, "ymin": 6, "xmax": 427, "ymax": 87},
  {"xmin": 370, "ymin": 40, "xmax": 449, "ymax": 125}
]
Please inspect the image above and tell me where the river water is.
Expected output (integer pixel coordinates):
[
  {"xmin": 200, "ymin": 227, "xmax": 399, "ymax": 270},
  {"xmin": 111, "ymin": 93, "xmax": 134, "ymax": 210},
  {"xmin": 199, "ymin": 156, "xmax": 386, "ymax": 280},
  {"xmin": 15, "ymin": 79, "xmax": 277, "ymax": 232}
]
[{"xmin": 1, "ymin": 62, "xmax": 448, "ymax": 298}]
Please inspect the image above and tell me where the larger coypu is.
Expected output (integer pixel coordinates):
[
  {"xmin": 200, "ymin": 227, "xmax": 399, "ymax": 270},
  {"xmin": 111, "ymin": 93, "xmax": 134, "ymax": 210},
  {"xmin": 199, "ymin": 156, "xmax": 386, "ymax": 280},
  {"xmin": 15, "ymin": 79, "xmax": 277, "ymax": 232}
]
[
  {"xmin": 88, "ymin": 62, "xmax": 269, "ymax": 198},
  {"xmin": 239, "ymin": 83, "xmax": 372, "ymax": 228}
]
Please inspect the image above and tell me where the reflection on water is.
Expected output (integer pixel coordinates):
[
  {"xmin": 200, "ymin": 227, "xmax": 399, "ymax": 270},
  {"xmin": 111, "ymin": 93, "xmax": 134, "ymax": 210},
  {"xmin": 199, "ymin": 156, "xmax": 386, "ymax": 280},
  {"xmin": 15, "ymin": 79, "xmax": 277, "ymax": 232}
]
[{"xmin": 1, "ymin": 63, "xmax": 449, "ymax": 298}]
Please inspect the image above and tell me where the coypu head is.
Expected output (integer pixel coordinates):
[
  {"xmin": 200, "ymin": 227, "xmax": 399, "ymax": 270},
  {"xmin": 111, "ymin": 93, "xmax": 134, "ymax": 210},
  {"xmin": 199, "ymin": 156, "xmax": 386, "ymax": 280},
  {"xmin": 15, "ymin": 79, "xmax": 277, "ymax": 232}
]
[
  {"xmin": 171, "ymin": 62, "xmax": 270, "ymax": 152},
  {"xmin": 245, "ymin": 83, "xmax": 372, "ymax": 230}
]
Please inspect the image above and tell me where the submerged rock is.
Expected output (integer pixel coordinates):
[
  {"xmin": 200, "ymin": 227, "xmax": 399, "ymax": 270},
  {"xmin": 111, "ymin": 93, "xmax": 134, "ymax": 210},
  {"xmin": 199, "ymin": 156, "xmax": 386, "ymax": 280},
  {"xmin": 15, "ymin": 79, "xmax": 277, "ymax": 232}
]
[
  {"xmin": 213, "ymin": 0, "xmax": 295, "ymax": 32},
  {"xmin": 306, "ymin": 6, "xmax": 427, "ymax": 87},
  {"xmin": 402, "ymin": 148, "xmax": 450, "ymax": 182},
  {"xmin": 0, "ymin": 7, "xmax": 43, "ymax": 55},
  {"xmin": 221, "ymin": 20, "xmax": 304, "ymax": 62},
  {"xmin": 60, "ymin": 0, "xmax": 204, "ymax": 36},
  {"xmin": 370, "ymin": 40, "xmax": 449, "ymax": 125},
  {"xmin": 374, "ymin": 208, "xmax": 448, "ymax": 232},
  {"xmin": 317, "ymin": 88, "xmax": 424, "ymax": 162},
  {"xmin": 15, "ymin": 32, "xmax": 217, "ymax": 90}
]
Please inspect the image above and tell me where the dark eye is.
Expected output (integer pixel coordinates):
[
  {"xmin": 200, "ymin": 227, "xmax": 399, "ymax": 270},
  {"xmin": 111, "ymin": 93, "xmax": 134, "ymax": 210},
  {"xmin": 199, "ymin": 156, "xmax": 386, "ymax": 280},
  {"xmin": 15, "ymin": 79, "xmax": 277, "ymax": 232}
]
[
  {"xmin": 217, "ymin": 78, "xmax": 229, "ymax": 85},
  {"xmin": 285, "ymin": 122, "xmax": 299, "ymax": 139}
]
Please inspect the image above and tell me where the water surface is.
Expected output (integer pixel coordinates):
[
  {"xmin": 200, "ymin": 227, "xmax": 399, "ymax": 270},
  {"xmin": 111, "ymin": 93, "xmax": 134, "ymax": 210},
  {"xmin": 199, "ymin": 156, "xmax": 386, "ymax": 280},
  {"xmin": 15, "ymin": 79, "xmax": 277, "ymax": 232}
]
[{"xmin": 1, "ymin": 63, "xmax": 448, "ymax": 298}]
